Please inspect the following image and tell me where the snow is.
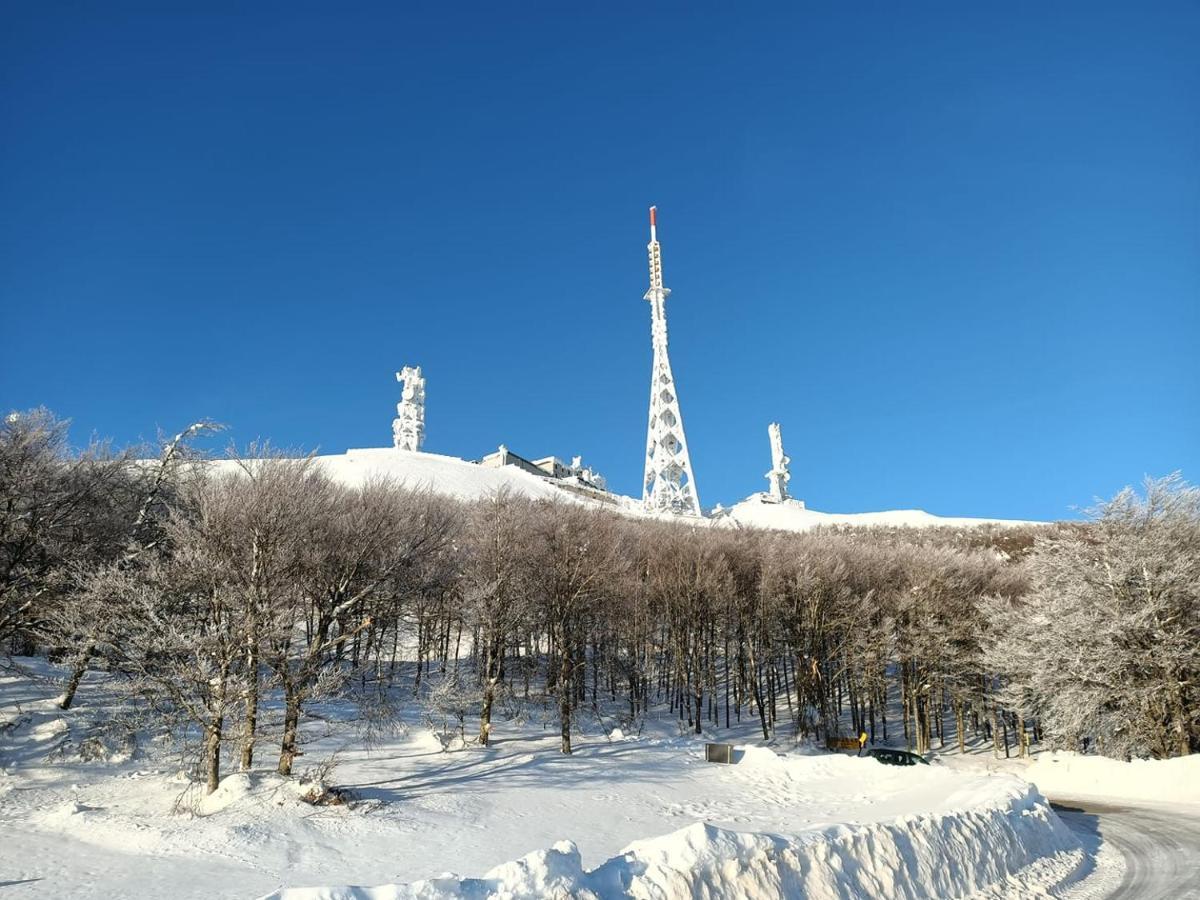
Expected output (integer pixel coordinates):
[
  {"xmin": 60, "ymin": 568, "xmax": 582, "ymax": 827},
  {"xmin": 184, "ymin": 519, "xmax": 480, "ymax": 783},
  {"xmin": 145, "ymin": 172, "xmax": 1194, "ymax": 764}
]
[
  {"xmin": 1, "ymin": 658, "xmax": 1090, "ymax": 899},
  {"xmin": 193, "ymin": 771, "xmax": 334, "ymax": 816},
  {"xmin": 286, "ymin": 448, "xmax": 573, "ymax": 505},
  {"xmin": 391, "ymin": 367, "xmax": 426, "ymax": 453},
  {"xmin": 1024, "ymin": 750, "xmax": 1200, "ymax": 806},
  {"xmin": 930, "ymin": 740, "xmax": 1200, "ymax": 809},
  {"xmin": 215, "ymin": 448, "xmax": 1033, "ymax": 534},
  {"xmin": 718, "ymin": 495, "xmax": 1033, "ymax": 533},
  {"xmin": 259, "ymin": 780, "xmax": 1084, "ymax": 900}
]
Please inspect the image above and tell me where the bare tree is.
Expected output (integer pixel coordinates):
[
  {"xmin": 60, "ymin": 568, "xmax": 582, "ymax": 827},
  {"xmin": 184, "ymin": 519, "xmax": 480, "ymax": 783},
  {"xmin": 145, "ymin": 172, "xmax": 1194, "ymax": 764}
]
[
  {"xmin": 460, "ymin": 489, "xmax": 535, "ymax": 746},
  {"xmin": 265, "ymin": 479, "xmax": 458, "ymax": 775},
  {"xmin": 528, "ymin": 502, "xmax": 625, "ymax": 754}
]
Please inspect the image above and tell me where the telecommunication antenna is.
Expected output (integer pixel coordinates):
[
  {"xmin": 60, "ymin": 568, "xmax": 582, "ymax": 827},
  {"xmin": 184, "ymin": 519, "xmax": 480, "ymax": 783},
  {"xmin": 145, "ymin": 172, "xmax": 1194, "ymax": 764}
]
[
  {"xmin": 766, "ymin": 422, "xmax": 790, "ymax": 502},
  {"xmin": 642, "ymin": 207, "xmax": 701, "ymax": 516},
  {"xmin": 392, "ymin": 366, "xmax": 426, "ymax": 452}
]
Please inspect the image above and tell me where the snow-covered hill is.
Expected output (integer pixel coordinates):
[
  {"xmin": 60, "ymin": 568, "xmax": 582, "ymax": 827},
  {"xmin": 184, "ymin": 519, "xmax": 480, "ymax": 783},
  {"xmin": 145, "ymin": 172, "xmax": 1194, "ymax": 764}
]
[
  {"xmin": 716, "ymin": 494, "xmax": 1035, "ymax": 532},
  {"xmin": 297, "ymin": 448, "xmax": 574, "ymax": 505},
  {"xmin": 251, "ymin": 447, "xmax": 1036, "ymax": 533}
]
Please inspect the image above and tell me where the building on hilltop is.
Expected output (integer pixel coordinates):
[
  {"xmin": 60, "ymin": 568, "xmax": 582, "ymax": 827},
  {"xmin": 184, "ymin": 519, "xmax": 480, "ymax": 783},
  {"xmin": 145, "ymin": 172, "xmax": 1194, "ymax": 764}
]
[
  {"xmin": 383, "ymin": 368, "xmax": 611, "ymax": 502},
  {"xmin": 477, "ymin": 445, "xmax": 608, "ymax": 492}
]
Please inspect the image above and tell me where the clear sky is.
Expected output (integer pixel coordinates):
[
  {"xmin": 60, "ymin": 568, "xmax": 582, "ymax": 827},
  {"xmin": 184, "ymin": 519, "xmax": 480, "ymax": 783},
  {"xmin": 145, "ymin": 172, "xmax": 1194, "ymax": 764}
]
[{"xmin": 2, "ymin": 4, "xmax": 1197, "ymax": 520}]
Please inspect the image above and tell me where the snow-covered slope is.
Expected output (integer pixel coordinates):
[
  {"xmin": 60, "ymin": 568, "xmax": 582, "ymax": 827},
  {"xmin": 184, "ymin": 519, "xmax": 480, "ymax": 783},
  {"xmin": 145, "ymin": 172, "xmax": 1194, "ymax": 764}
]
[
  {"xmin": 249, "ymin": 448, "xmax": 1034, "ymax": 533},
  {"xmin": 717, "ymin": 495, "xmax": 1034, "ymax": 532},
  {"xmin": 307, "ymin": 448, "xmax": 572, "ymax": 504}
]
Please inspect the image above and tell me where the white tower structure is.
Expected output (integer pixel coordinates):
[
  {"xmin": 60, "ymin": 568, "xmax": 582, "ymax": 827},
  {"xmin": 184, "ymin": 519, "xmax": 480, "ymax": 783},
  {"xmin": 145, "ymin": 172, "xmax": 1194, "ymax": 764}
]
[
  {"xmin": 392, "ymin": 366, "xmax": 426, "ymax": 452},
  {"xmin": 642, "ymin": 207, "xmax": 701, "ymax": 516},
  {"xmin": 765, "ymin": 422, "xmax": 791, "ymax": 502}
]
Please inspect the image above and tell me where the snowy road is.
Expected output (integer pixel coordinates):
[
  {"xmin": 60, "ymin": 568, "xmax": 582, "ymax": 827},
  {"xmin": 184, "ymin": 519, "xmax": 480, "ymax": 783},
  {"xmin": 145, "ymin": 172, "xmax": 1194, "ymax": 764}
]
[{"xmin": 1053, "ymin": 800, "xmax": 1200, "ymax": 899}]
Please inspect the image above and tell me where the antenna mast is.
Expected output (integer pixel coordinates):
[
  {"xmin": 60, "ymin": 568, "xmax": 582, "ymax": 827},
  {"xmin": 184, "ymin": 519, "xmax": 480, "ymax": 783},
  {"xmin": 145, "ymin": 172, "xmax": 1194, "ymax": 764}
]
[
  {"xmin": 766, "ymin": 422, "xmax": 790, "ymax": 502},
  {"xmin": 642, "ymin": 207, "xmax": 701, "ymax": 516},
  {"xmin": 392, "ymin": 366, "xmax": 426, "ymax": 452}
]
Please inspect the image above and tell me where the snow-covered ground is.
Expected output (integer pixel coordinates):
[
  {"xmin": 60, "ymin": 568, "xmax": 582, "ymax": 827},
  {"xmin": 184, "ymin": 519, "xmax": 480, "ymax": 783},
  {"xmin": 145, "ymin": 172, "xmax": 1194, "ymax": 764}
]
[
  {"xmin": 304, "ymin": 449, "xmax": 573, "ymax": 506},
  {"xmin": 257, "ymin": 778, "xmax": 1083, "ymax": 900},
  {"xmin": 931, "ymin": 743, "xmax": 1200, "ymax": 807},
  {"xmin": 218, "ymin": 447, "xmax": 1034, "ymax": 534},
  {"xmin": 1024, "ymin": 751, "xmax": 1200, "ymax": 806},
  {"xmin": 0, "ymin": 658, "xmax": 1112, "ymax": 900}
]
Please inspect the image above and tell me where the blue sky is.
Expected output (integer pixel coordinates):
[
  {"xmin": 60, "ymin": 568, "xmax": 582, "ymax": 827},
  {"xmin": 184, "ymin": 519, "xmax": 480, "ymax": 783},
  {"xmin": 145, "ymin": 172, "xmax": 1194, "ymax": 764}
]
[{"xmin": 2, "ymin": 4, "xmax": 1197, "ymax": 520}]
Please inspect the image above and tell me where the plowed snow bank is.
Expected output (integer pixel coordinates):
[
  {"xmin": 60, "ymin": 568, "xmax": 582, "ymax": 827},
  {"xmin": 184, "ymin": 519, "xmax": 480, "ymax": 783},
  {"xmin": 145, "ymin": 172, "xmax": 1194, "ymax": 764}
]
[{"xmin": 260, "ymin": 780, "xmax": 1083, "ymax": 900}]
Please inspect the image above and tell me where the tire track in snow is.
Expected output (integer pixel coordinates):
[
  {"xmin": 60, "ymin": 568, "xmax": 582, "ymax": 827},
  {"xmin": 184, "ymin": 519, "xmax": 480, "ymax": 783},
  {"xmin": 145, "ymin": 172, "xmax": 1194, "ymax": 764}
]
[{"xmin": 1053, "ymin": 799, "xmax": 1200, "ymax": 899}]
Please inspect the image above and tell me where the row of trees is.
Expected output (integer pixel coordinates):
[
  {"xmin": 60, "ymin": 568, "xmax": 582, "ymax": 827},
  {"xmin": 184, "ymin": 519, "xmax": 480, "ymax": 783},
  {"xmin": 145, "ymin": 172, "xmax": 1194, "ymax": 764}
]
[{"xmin": 2, "ymin": 409, "xmax": 1197, "ymax": 793}]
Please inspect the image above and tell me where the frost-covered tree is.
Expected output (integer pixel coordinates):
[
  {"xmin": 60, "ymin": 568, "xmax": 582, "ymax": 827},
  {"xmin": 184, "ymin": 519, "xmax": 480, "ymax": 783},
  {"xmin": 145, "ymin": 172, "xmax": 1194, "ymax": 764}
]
[
  {"xmin": 0, "ymin": 409, "xmax": 141, "ymax": 652},
  {"xmin": 107, "ymin": 456, "xmax": 324, "ymax": 791},
  {"xmin": 213, "ymin": 452, "xmax": 331, "ymax": 771},
  {"xmin": 897, "ymin": 544, "xmax": 1023, "ymax": 754},
  {"xmin": 115, "ymin": 474, "xmax": 247, "ymax": 794},
  {"xmin": 987, "ymin": 475, "xmax": 1200, "ymax": 759},
  {"xmin": 56, "ymin": 420, "xmax": 215, "ymax": 711}
]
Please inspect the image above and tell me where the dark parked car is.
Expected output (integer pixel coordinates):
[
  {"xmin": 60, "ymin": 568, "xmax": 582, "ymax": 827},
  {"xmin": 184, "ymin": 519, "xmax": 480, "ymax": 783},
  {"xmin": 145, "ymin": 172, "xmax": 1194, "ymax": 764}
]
[{"xmin": 868, "ymin": 748, "xmax": 930, "ymax": 767}]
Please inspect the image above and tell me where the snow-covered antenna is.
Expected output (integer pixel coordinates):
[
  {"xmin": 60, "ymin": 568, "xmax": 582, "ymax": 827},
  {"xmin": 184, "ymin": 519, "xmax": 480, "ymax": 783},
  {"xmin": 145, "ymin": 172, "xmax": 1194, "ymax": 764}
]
[
  {"xmin": 766, "ymin": 422, "xmax": 790, "ymax": 502},
  {"xmin": 392, "ymin": 366, "xmax": 426, "ymax": 452},
  {"xmin": 642, "ymin": 206, "xmax": 701, "ymax": 516}
]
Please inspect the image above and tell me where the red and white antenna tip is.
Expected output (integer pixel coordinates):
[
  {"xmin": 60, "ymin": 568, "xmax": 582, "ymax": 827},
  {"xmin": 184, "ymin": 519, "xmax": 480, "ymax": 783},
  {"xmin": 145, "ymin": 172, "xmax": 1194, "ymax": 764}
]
[
  {"xmin": 649, "ymin": 206, "xmax": 657, "ymax": 227},
  {"xmin": 649, "ymin": 205, "xmax": 658, "ymax": 241}
]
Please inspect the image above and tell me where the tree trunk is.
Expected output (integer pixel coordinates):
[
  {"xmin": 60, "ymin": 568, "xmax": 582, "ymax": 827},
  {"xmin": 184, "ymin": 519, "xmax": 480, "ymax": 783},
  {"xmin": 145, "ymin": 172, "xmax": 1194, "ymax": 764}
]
[
  {"xmin": 59, "ymin": 643, "xmax": 95, "ymax": 710},
  {"xmin": 277, "ymin": 686, "xmax": 302, "ymax": 776},
  {"xmin": 204, "ymin": 661, "xmax": 229, "ymax": 794},
  {"xmin": 479, "ymin": 634, "xmax": 502, "ymax": 746},
  {"xmin": 1168, "ymin": 679, "xmax": 1192, "ymax": 757},
  {"xmin": 204, "ymin": 721, "xmax": 223, "ymax": 794},
  {"xmin": 746, "ymin": 642, "xmax": 770, "ymax": 740},
  {"xmin": 558, "ymin": 629, "xmax": 573, "ymax": 754},
  {"xmin": 241, "ymin": 626, "xmax": 259, "ymax": 770}
]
